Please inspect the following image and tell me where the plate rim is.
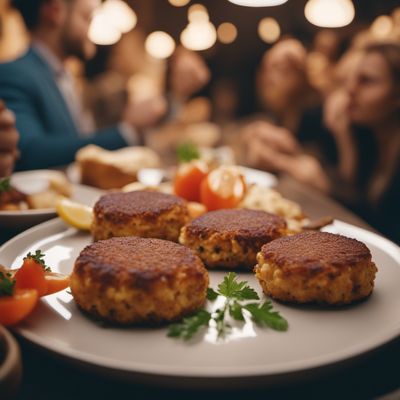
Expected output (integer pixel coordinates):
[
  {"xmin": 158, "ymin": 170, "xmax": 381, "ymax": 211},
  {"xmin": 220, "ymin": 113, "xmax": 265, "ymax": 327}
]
[{"xmin": 1, "ymin": 218, "xmax": 400, "ymax": 378}]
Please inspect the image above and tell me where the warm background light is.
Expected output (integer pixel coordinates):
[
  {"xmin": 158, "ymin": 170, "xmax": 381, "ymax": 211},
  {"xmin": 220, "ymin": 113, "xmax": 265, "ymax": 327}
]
[
  {"xmin": 101, "ymin": 0, "xmax": 137, "ymax": 33},
  {"xmin": 188, "ymin": 4, "xmax": 209, "ymax": 22},
  {"xmin": 258, "ymin": 17, "xmax": 280, "ymax": 43},
  {"xmin": 168, "ymin": 0, "xmax": 191, "ymax": 6},
  {"xmin": 370, "ymin": 15, "xmax": 393, "ymax": 38},
  {"xmin": 88, "ymin": 11, "xmax": 122, "ymax": 45},
  {"xmin": 228, "ymin": 0, "xmax": 288, "ymax": 7},
  {"xmin": 181, "ymin": 21, "xmax": 217, "ymax": 51},
  {"xmin": 217, "ymin": 22, "xmax": 238, "ymax": 44},
  {"xmin": 88, "ymin": 0, "xmax": 137, "ymax": 45},
  {"xmin": 304, "ymin": 0, "xmax": 355, "ymax": 28},
  {"xmin": 181, "ymin": 4, "xmax": 216, "ymax": 51},
  {"xmin": 145, "ymin": 31, "xmax": 176, "ymax": 59}
]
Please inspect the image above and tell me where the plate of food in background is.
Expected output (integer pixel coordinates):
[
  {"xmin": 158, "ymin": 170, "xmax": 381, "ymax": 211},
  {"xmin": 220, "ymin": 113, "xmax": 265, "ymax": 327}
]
[
  {"xmin": 0, "ymin": 170, "xmax": 104, "ymax": 229},
  {"xmin": 66, "ymin": 144, "xmax": 278, "ymax": 191}
]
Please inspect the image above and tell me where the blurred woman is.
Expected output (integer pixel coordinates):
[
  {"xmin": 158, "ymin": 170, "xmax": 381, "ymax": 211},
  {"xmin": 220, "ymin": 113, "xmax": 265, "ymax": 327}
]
[
  {"xmin": 327, "ymin": 43, "xmax": 400, "ymax": 241},
  {"xmin": 244, "ymin": 43, "xmax": 400, "ymax": 243},
  {"xmin": 257, "ymin": 38, "xmax": 320, "ymax": 132}
]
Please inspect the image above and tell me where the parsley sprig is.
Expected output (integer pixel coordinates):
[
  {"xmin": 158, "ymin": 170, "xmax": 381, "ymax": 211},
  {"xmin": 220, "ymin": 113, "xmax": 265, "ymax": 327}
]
[
  {"xmin": 0, "ymin": 177, "xmax": 11, "ymax": 193},
  {"xmin": 24, "ymin": 250, "xmax": 51, "ymax": 272},
  {"xmin": 177, "ymin": 142, "xmax": 200, "ymax": 163},
  {"xmin": 0, "ymin": 271, "xmax": 15, "ymax": 296},
  {"xmin": 167, "ymin": 272, "xmax": 288, "ymax": 341}
]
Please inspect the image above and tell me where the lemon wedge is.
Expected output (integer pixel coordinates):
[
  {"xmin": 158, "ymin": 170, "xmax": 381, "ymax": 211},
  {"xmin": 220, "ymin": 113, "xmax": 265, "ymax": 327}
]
[{"xmin": 56, "ymin": 198, "xmax": 93, "ymax": 230}]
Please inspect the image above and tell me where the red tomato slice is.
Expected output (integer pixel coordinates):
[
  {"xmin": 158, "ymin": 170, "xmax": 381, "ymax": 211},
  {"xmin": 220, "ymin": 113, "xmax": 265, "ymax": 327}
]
[
  {"xmin": 14, "ymin": 258, "xmax": 47, "ymax": 297},
  {"xmin": 174, "ymin": 161, "xmax": 209, "ymax": 202},
  {"xmin": 44, "ymin": 273, "xmax": 70, "ymax": 296},
  {"xmin": 0, "ymin": 289, "xmax": 38, "ymax": 326},
  {"xmin": 200, "ymin": 166, "xmax": 246, "ymax": 211}
]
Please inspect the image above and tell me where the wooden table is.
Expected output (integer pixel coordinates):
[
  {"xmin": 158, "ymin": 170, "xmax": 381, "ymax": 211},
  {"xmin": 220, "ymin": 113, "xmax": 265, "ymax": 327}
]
[{"xmin": 1, "ymin": 176, "xmax": 399, "ymax": 400}]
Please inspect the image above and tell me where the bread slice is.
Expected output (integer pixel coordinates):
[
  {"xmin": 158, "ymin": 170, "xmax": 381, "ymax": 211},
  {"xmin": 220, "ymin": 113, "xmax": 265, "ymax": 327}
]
[{"xmin": 76, "ymin": 145, "xmax": 160, "ymax": 189}]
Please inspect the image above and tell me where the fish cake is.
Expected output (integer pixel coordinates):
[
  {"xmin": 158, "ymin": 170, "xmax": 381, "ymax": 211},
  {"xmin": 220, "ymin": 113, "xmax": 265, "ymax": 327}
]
[
  {"xmin": 255, "ymin": 231, "xmax": 377, "ymax": 305},
  {"xmin": 91, "ymin": 190, "xmax": 189, "ymax": 241},
  {"xmin": 71, "ymin": 236, "xmax": 209, "ymax": 324},
  {"xmin": 179, "ymin": 209, "xmax": 287, "ymax": 270}
]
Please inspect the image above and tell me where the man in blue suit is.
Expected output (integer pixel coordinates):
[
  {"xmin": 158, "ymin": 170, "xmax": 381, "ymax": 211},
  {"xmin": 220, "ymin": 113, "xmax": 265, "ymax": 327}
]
[{"xmin": 0, "ymin": 0, "xmax": 170, "ymax": 171}]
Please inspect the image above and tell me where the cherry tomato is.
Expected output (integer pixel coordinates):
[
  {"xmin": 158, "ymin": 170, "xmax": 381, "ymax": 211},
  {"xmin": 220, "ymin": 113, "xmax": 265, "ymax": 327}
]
[
  {"xmin": 174, "ymin": 160, "xmax": 209, "ymax": 202},
  {"xmin": 0, "ymin": 289, "xmax": 38, "ymax": 326},
  {"xmin": 14, "ymin": 257, "xmax": 47, "ymax": 297},
  {"xmin": 200, "ymin": 166, "xmax": 246, "ymax": 211}
]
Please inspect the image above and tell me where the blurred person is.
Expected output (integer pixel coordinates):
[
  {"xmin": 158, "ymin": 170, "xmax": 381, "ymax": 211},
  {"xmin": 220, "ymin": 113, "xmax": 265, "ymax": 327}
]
[
  {"xmin": 244, "ymin": 43, "xmax": 400, "ymax": 243},
  {"xmin": 211, "ymin": 78, "xmax": 239, "ymax": 125},
  {"xmin": 168, "ymin": 46, "xmax": 210, "ymax": 103},
  {"xmin": 87, "ymin": 43, "xmax": 210, "ymax": 129},
  {"xmin": 0, "ymin": 0, "xmax": 167, "ymax": 171},
  {"xmin": 257, "ymin": 38, "xmax": 320, "ymax": 132},
  {"xmin": 0, "ymin": 100, "xmax": 19, "ymax": 176},
  {"xmin": 0, "ymin": 1, "xmax": 28, "ymax": 62},
  {"xmin": 307, "ymin": 30, "xmax": 342, "ymax": 96}
]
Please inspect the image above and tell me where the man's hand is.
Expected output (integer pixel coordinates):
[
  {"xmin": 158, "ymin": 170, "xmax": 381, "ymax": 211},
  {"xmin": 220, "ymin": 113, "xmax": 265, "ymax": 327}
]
[
  {"xmin": 242, "ymin": 120, "xmax": 299, "ymax": 171},
  {"xmin": 0, "ymin": 101, "xmax": 19, "ymax": 177},
  {"xmin": 123, "ymin": 95, "xmax": 167, "ymax": 130},
  {"xmin": 323, "ymin": 88, "xmax": 351, "ymax": 137},
  {"xmin": 170, "ymin": 47, "xmax": 210, "ymax": 101},
  {"xmin": 241, "ymin": 120, "xmax": 330, "ymax": 193}
]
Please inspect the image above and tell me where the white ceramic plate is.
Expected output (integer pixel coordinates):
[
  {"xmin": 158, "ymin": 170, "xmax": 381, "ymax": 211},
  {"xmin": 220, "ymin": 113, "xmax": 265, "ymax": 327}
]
[
  {"xmin": 0, "ymin": 219, "xmax": 399, "ymax": 385},
  {"xmin": 0, "ymin": 170, "xmax": 104, "ymax": 229},
  {"xmin": 137, "ymin": 166, "xmax": 278, "ymax": 188}
]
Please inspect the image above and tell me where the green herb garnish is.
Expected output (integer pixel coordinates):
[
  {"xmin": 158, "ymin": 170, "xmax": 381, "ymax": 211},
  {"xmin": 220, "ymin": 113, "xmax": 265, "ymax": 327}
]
[
  {"xmin": 24, "ymin": 250, "xmax": 51, "ymax": 272},
  {"xmin": 167, "ymin": 272, "xmax": 288, "ymax": 341},
  {"xmin": 0, "ymin": 177, "xmax": 11, "ymax": 193},
  {"xmin": 0, "ymin": 271, "xmax": 15, "ymax": 296},
  {"xmin": 177, "ymin": 142, "xmax": 200, "ymax": 163},
  {"xmin": 167, "ymin": 309, "xmax": 211, "ymax": 340}
]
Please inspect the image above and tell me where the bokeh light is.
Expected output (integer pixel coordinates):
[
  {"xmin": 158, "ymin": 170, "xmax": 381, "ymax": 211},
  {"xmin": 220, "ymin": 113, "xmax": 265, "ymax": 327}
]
[
  {"xmin": 145, "ymin": 31, "xmax": 176, "ymax": 59},
  {"xmin": 258, "ymin": 17, "xmax": 280, "ymax": 43},
  {"xmin": 217, "ymin": 22, "xmax": 238, "ymax": 44},
  {"xmin": 101, "ymin": 0, "xmax": 137, "ymax": 33},
  {"xmin": 228, "ymin": 0, "xmax": 288, "ymax": 6},
  {"xmin": 181, "ymin": 21, "xmax": 217, "ymax": 51},
  {"xmin": 88, "ymin": 11, "xmax": 122, "ymax": 45},
  {"xmin": 188, "ymin": 4, "xmax": 209, "ymax": 22},
  {"xmin": 304, "ymin": 0, "xmax": 355, "ymax": 28},
  {"xmin": 370, "ymin": 15, "xmax": 393, "ymax": 38},
  {"xmin": 169, "ymin": 0, "xmax": 191, "ymax": 6}
]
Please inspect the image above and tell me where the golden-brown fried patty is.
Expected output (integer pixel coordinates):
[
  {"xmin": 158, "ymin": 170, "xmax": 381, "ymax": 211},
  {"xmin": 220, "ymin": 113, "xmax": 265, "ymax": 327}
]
[
  {"xmin": 255, "ymin": 231, "xmax": 377, "ymax": 305},
  {"xmin": 91, "ymin": 190, "xmax": 189, "ymax": 241},
  {"xmin": 71, "ymin": 236, "xmax": 209, "ymax": 324},
  {"xmin": 179, "ymin": 209, "xmax": 287, "ymax": 270}
]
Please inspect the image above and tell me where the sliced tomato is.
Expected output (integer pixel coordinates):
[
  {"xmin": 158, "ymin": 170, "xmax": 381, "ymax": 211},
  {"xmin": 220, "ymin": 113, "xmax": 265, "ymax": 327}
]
[
  {"xmin": 0, "ymin": 289, "xmax": 38, "ymax": 326},
  {"xmin": 44, "ymin": 272, "xmax": 70, "ymax": 296},
  {"xmin": 174, "ymin": 160, "xmax": 209, "ymax": 202},
  {"xmin": 200, "ymin": 166, "xmax": 246, "ymax": 211},
  {"xmin": 14, "ymin": 258, "xmax": 47, "ymax": 297}
]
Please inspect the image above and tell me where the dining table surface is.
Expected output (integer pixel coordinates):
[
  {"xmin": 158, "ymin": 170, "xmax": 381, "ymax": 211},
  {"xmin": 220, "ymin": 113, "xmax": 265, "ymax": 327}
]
[{"xmin": 1, "ymin": 173, "xmax": 399, "ymax": 400}]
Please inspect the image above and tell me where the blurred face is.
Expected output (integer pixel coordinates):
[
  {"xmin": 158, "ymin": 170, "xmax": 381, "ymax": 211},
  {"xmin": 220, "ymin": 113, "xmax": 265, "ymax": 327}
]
[
  {"xmin": 259, "ymin": 41, "xmax": 307, "ymax": 111},
  {"xmin": 348, "ymin": 52, "xmax": 399, "ymax": 126},
  {"xmin": 60, "ymin": 0, "xmax": 99, "ymax": 60}
]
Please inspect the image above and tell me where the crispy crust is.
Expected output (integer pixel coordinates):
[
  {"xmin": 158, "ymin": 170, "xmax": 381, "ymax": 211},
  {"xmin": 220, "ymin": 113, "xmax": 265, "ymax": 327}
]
[
  {"xmin": 180, "ymin": 209, "xmax": 287, "ymax": 270},
  {"xmin": 91, "ymin": 191, "xmax": 189, "ymax": 241},
  {"xmin": 259, "ymin": 231, "xmax": 371, "ymax": 277},
  {"xmin": 71, "ymin": 237, "xmax": 209, "ymax": 324},
  {"xmin": 255, "ymin": 232, "xmax": 377, "ymax": 305}
]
